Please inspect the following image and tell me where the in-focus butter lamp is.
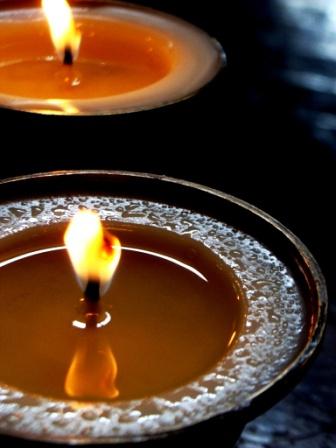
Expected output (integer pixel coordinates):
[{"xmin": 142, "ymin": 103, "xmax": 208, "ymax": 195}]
[{"xmin": 0, "ymin": 171, "xmax": 327, "ymax": 445}]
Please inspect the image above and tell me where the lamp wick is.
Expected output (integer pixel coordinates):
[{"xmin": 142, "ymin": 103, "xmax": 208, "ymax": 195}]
[
  {"xmin": 84, "ymin": 280, "xmax": 100, "ymax": 303},
  {"xmin": 63, "ymin": 46, "xmax": 74, "ymax": 66}
]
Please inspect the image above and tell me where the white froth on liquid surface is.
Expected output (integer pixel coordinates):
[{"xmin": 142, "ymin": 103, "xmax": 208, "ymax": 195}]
[{"xmin": 0, "ymin": 196, "xmax": 305, "ymax": 442}]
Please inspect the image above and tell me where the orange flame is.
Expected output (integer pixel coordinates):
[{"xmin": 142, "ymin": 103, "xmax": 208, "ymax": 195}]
[
  {"xmin": 64, "ymin": 210, "xmax": 121, "ymax": 295},
  {"xmin": 42, "ymin": 0, "xmax": 81, "ymax": 61},
  {"xmin": 65, "ymin": 326, "xmax": 119, "ymax": 399}
]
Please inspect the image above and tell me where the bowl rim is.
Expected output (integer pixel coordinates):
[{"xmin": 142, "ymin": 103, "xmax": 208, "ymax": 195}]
[{"xmin": 0, "ymin": 170, "xmax": 328, "ymax": 444}]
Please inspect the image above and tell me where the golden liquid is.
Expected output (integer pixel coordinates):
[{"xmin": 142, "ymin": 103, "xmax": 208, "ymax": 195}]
[
  {"xmin": 0, "ymin": 17, "xmax": 173, "ymax": 98},
  {"xmin": 0, "ymin": 223, "xmax": 245, "ymax": 401}
]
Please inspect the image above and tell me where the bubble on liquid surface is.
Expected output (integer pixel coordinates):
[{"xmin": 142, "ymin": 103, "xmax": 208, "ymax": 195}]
[{"xmin": 0, "ymin": 196, "xmax": 306, "ymax": 441}]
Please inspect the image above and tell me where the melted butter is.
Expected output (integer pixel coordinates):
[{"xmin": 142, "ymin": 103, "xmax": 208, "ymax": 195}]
[{"xmin": 0, "ymin": 222, "xmax": 245, "ymax": 401}]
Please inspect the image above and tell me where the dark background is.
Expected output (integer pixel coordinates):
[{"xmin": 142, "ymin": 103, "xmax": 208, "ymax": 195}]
[{"xmin": 0, "ymin": 1, "xmax": 335, "ymax": 446}]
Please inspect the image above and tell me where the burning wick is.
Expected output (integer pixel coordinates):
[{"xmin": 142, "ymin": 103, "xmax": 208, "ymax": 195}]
[
  {"xmin": 64, "ymin": 209, "xmax": 121, "ymax": 307},
  {"xmin": 63, "ymin": 46, "xmax": 73, "ymax": 66},
  {"xmin": 42, "ymin": 0, "xmax": 81, "ymax": 66},
  {"xmin": 64, "ymin": 210, "xmax": 121, "ymax": 399},
  {"xmin": 84, "ymin": 280, "xmax": 100, "ymax": 303}
]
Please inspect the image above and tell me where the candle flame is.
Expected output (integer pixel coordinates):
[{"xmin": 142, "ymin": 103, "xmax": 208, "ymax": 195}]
[
  {"xmin": 42, "ymin": 0, "xmax": 81, "ymax": 62},
  {"xmin": 64, "ymin": 210, "xmax": 121, "ymax": 295},
  {"xmin": 65, "ymin": 326, "xmax": 119, "ymax": 399}
]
